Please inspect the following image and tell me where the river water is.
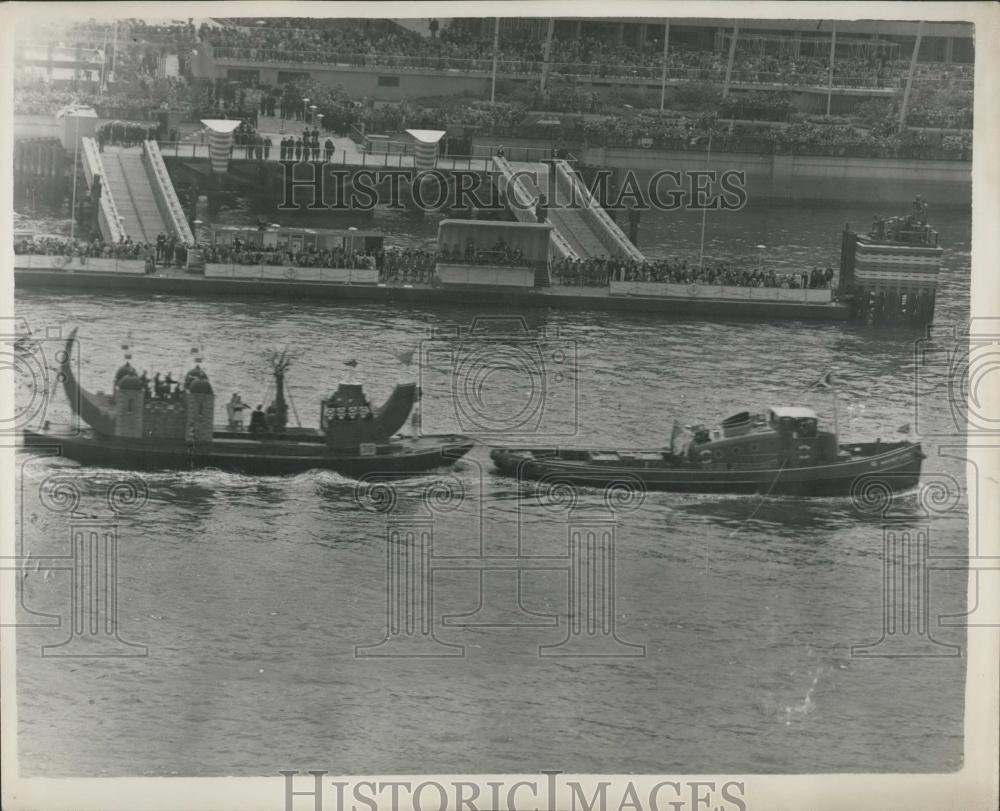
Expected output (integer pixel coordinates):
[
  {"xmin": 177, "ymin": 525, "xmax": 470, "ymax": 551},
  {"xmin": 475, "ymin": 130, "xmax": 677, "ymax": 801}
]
[{"xmin": 14, "ymin": 200, "xmax": 972, "ymax": 776}]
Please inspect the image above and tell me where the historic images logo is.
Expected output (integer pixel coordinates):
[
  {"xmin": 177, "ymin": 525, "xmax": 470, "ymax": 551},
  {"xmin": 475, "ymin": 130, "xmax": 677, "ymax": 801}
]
[
  {"xmin": 2, "ymin": 316, "xmax": 82, "ymax": 437},
  {"xmin": 278, "ymin": 771, "xmax": 748, "ymax": 811},
  {"xmin": 851, "ymin": 317, "xmax": 1000, "ymax": 658},
  {"xmin": 350, "ymin": 313, "xmax": 643, "ymax": 659},
  {"xmin": 7, "ymin": 319, "xmax": 147, "ymax": 657},
  {"xmin": 13, "ymin": 460, "xmax": 150, "ymax": 658},
  {"xmin": 418, "ymin": 316, "xmax": 578, "ymax": 439},
  {"xmin": 351, "ymin": 459, "xmax": 646, "ymax": 660},
  {"xmin": 277, "ymin": 160, "xmax": 748, "ymax": 214}
]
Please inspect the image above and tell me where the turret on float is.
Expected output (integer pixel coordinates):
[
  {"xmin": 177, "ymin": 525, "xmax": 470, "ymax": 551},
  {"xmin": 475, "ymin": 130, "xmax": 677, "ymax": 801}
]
[
  {"xmin": 839, "ymin": 199, "xmax": 944, "ymax": 326},
  {"xmin": 65, "ymin": 331, "xmax": 215, "ymax": 441}
]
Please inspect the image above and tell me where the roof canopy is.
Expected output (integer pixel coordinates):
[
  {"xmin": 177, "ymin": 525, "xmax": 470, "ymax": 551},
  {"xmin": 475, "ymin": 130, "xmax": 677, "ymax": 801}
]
[
  {"xmin": 405, "ymin": 129, "xmax": 447, "ymax": 145},
  {"xmin": 201, "ymin": 119, "xmax": 243, "ymax": 134}
]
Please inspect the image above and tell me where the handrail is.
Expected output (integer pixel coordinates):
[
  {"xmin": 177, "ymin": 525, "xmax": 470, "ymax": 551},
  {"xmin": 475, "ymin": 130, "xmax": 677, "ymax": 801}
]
[
  {"xmin": 554, "ymin": 160, "xmax": 644, "ymax": 262},
  {"xmin": 142, "ymin": 140, "xmax": 195, "ymax": 243},
  {"xmin": 492, "ymin": 156, "xmax": 577, "ymax": 260},
  {"xmin": 80, "ymin": 137, "xmax": 124, "ymax": 245}
]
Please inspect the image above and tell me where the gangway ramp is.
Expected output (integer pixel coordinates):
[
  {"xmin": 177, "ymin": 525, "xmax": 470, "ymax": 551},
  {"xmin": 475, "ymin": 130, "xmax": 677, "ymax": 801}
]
[
  {"xmin": 81, "ymin": 141, "xmax": 193, "ymax": 245},
  {"xmin": 494, "ymin": 157, "xmax": 644, "ymax": 262}
]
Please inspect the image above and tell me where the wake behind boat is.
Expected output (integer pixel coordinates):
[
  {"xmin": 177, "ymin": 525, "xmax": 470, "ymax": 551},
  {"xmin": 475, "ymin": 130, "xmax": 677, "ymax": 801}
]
[
  {"xmin": 490, "ymin": 406, "xmax": 923, "ymax": 497},
  {"xmin": 23, "ymin": 329, "xmax": 473, "ymax": 477}
]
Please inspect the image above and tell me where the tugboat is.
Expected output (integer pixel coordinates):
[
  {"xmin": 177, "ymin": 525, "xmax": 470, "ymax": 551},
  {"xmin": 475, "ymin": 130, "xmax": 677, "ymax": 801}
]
[
  {"xmin": 490, "ymin": 407, "xmax": 923, "ymax": 496},
  {"xmin": 23, "ymin": 329, "xmax": 474, "ymax": 477}
]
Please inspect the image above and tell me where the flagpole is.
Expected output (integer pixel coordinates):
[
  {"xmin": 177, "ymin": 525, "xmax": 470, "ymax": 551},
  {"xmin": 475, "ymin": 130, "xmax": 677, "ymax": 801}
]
[{"xmin": 490, "ymin": 17, "xmax": 500, "ymax": 104}]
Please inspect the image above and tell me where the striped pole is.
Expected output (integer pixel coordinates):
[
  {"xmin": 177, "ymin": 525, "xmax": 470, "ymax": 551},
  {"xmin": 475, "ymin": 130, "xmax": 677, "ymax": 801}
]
[
  {"xmin": 405, "ymin": 129, "xmax": 447, "ymax": 173},
  {"xmin": 200, "ymin": 119, "xmax": 242, "ymax": 174}
]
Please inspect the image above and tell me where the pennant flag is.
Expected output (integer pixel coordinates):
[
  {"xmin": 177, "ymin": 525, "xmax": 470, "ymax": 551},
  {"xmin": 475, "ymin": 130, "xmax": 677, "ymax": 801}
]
[
  {"xmin": 897, "ymin": 423, "xmax": 912, "ymax": 435},
  {"xmin": 344, "ymin": 359, "xmax": 358, "ymax": 368},
  {"xmin": 396, "ymin": 349, "xmax": 415, "ymax": 366}
]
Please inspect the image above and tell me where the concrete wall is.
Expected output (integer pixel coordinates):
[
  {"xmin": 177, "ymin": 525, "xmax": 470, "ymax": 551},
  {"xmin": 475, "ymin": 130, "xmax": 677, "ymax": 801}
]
[{"xmin": 475, "ymin": 137, "xmax": 972, "ymax": 206}]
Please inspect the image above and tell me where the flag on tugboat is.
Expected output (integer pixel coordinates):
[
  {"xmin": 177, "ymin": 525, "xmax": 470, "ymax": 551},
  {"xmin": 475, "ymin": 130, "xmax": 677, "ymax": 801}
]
[
  {"xmin": 897, "ymin": 423, "xmax": 912, "ymax": 435},
  {"xmin": 805, "ymin": 368, "xmax": 842, "ymax": 439},
  {"xmin": 669, "ymin": 421, "xmax": 682, "ymax": 454},
  {"xmin": 396, "ymin": 349, "xmax": 416, "ymax": 366}
]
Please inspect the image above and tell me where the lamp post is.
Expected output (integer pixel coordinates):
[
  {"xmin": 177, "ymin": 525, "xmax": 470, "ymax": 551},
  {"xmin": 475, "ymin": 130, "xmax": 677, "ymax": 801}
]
[
  {"xmin": 301, "ymin": 97, "xmax": 309, "ymax": 123},
  {"xmin": 309, "ymin": 104, "xmax": 318, "ymax": 127},
  {"xmin": 756, "ymin": 244, "xmax": 766, "ymax": 275}
]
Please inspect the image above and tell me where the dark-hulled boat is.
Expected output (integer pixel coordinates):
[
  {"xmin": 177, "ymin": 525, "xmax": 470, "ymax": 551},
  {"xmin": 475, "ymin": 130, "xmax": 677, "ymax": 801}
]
[
  {"xmin": 23, "ymin": 329, "xmax": 473, "ymax": 477},
  {"xmin": 490, "ymin": 407, "xmax": 923, "ymax": 497}
]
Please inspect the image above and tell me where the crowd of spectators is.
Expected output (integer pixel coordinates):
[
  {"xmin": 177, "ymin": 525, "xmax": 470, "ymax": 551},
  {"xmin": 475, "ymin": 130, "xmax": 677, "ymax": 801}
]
[
  {"xmin": 96, "ymin": 120, "xmax": 159, "ymax": 148},
  {"xmin": 580, "ymin": 113, "xmax": 972, "ymax": 158},
  {"xmin": 437, "ymin": 238, "xmax": 529, "ymax": 267},
  {"xmin": 14, "ymin": 234, "xmax": 153, "ymax": 260},
  {"xmin": 12, "ymin": 16, "xmax": 975, "ymax": 174},
  {"xmin": 198, "ymin": 20, "xmax": 968, "ymax": 93},
  {"xmin": 380, "ymin": 248, "xmax": 436, "ymax": 283},
  {"xmin": 14, "ymin": 73, "xmax": 192, "ymax": 119},
  {"xmin": 199, "ymin": 239, "xmax": 378, "ymax": 271},
  {"xmin": 551, "ymin": 255, "xmax": 836, "ymax": 289},
  {"xmin": 14, "ymin": 232, "xmax": 200, "ymax": 272}
]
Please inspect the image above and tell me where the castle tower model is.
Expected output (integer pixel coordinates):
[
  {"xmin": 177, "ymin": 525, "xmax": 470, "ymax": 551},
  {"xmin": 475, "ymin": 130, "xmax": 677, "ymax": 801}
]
[
  {"xmin": 113, "ymin": 372, "xmax": 145, "ymax": 438},
  {"xmin": 185, "ymin": 377, "xmax": 215, "ymax": 441}
]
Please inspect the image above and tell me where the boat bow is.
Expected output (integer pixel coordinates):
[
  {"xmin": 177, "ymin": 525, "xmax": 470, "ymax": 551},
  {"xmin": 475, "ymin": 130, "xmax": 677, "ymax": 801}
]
[{"xmin": 60, "ymin": 328, "xmax": 117, "ymax": 435}]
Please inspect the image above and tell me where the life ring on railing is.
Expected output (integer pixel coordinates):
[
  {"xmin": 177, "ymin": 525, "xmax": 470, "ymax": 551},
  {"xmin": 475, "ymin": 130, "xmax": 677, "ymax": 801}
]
[
  {"xmin": 51, "ymin": 256, "xmax": 67, "ymax": 269},
  {"xmin": 285, "ymin": 267, "xmax": 297, "ymax": 280},
  {"xmin": 687, "ymin": 283, "xmax": 700, "ymax": 297},
  {"xmin": 698, "ymin": 449, "xmax": 712, "ymax": 462}
]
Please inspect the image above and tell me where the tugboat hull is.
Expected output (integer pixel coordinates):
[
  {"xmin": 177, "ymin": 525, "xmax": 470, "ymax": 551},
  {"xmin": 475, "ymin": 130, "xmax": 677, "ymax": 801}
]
[
  {"xmin": 24, "ymin": 428, "xmax": 474, "ymax": 478},
  {"xmin": 490, "ymin": 441, "xmax": 923, "ymax": 497}
]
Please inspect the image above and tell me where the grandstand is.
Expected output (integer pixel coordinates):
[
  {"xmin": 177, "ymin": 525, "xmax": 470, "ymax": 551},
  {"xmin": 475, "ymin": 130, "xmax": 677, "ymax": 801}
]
[
  {"xmin": 193, "ymin": 17, "xmax": 973, "ymax": 93},
  {"xmin": 13, "ymin": 16, "xmax": 975, "ymax": 167}
]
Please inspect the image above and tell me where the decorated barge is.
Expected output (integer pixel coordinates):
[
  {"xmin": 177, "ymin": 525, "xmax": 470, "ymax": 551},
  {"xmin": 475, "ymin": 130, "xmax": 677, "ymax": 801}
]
[{"xmin": 23, "ymin": 329, "xmax": 473, "ymax": 477}]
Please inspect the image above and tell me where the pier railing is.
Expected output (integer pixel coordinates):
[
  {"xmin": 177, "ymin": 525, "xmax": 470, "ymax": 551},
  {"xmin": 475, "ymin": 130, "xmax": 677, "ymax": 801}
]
[
  {"xmin": 475, "ymin": 145, "xmax": 578, "ymax": 165},
  {"xmin": 608, "ymin": 280, "xmax": 833, "ymax": 303},
  {"xmin": 203, "ymin": 264, "xmax": 380, "ymax": 284},
  {"xmin": 14, "ymin": 254, "xmax": 146, "ymax": 273},
  {"xmin": 153, "ymin": 140, "xmax": 496, "ymax": 172},
  {"xmin": 207, "ymin": 45, "xmax": 913, "ymax": 92},
  {"xmin": 553, "ymin": 159, "xmax": 644, "ymax": 262}
]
